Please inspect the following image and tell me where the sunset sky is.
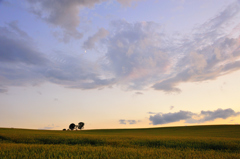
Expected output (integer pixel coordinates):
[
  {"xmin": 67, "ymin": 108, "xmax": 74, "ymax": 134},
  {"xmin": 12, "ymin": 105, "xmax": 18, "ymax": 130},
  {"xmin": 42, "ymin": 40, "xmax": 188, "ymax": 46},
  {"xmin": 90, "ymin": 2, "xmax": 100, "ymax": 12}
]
[{"xmin": 1, "ymin": 0, "xmax": 240, "ymax": 130}]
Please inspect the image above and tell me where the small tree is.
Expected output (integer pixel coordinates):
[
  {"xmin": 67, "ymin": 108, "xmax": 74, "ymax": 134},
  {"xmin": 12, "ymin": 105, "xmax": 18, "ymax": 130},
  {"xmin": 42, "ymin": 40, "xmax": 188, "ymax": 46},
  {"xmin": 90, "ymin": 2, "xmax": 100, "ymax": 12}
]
[
  {"xmin": 78, "ymin": 122, "xmax": 84, "ymax": 130},
  {"xmin": 69, "ymin": 123, "xmax": 76, "ymax": 130}
]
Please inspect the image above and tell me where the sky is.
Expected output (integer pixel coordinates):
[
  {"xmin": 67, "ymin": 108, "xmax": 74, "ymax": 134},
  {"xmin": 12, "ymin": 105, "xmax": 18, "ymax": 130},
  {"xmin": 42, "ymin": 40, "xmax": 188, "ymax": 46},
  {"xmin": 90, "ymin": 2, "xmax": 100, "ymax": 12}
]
[{"xmin": 1, "ymin": 0, "xmax": 240, "ymax": 130}]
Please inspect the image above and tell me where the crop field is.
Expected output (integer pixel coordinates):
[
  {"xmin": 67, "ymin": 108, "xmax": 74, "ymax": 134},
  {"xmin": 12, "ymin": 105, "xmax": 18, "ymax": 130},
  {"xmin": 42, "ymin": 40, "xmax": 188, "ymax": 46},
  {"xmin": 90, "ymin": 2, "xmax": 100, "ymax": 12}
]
[{"xmin": 0, "ymin": 125, "xmax": 240, "ymax": 159}]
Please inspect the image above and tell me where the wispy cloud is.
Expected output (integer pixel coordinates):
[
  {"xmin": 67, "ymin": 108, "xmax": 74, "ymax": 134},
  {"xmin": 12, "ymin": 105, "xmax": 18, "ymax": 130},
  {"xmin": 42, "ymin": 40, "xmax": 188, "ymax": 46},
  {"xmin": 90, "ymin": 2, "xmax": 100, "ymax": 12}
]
[
  {"xmin": 0, "ymin": 22, "xmax": 114, "ymax": 91},
  {"xmin": 99, "ymin": 1, "xmax": 240, "ymax": 92},
  {"xmin": 148, "ymin": 112, "xmax": 158, "ymax": 115},
  {"xmin": 26, "ymin": 0, "xmax": 142, "ymax": 42},
  {"xmin": 152, "ymin": 1, "xmax": 240, "ymax": 92},
  {"xmin": 1, "ymin": 1, "xmax": 240, "ymax": 93},
  {"xmin": 26, "ymin": 0, "xmax": 105, "ymax": 42},
  {"xmin": 83, "ymin": 28, "xmax": 109, "ymax": 50},
  {"xmin": 104, "ymin": 20, "xmax": 168, "ymax": 90},
  {"xmin": 0, "ymin": 22, "xmax": 49, "ymax": 88},
  {"xmin": 39, "ymin": 124, "xmax": 58, "ymax": 130},
  {"xmin": 0, "ymin": 22, "xmax": 48, "ymax": 65},
  {"xmin": 119, "ymin": 119, "xmax": 140, "ymax": 125}
]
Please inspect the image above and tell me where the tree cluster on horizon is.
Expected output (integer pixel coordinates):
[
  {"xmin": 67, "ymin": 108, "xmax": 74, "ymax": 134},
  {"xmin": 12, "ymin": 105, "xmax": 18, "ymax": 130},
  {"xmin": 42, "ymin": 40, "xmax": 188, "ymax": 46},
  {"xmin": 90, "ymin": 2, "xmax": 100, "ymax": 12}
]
[{"xmin": 63, "ymin": 122, "xmax": 84, "ymax": 131}]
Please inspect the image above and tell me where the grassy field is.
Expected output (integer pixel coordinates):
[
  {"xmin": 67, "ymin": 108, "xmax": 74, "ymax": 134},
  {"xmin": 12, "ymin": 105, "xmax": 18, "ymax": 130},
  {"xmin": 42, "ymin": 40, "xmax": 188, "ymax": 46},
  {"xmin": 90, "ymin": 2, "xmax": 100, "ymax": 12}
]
[{"xmin": 0, "ymin": 125, "xmax": 240, "ymax": 158}]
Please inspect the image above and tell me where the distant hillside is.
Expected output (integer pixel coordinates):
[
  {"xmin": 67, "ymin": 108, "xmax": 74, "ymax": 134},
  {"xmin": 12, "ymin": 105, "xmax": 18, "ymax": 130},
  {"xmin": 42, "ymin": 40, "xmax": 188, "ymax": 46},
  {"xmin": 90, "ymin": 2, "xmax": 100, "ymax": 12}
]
[
  {"xmin": 1, "ymin": 124, "xmax": 240, "ymax": 138},
  {"xmin": 79, "ymin": 125, "xmax": 240, "ymax": 138}
]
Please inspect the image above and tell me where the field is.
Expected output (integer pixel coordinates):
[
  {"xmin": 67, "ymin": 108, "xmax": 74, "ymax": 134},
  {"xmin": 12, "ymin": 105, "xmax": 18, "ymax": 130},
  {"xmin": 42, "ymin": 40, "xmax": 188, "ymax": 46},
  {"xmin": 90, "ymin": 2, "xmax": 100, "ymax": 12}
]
[{"xmin": 0, "ymin": 125, "xmax": 240, "ymax": 159}]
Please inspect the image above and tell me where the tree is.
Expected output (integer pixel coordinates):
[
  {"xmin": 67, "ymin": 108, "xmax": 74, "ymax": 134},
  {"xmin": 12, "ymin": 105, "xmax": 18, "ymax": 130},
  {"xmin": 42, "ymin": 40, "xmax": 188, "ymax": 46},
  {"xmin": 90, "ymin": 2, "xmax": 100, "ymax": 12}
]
[
  {"xmin": 63, "ymin": 129, "xmax": 66, "ymax": 131},
  {"xmin": 69, "ymin": 123, "xmax": 76, "ymax": 130},
  {"xmin": 78, "ymin": 122, "xmax": 84, "ymax": 130}
]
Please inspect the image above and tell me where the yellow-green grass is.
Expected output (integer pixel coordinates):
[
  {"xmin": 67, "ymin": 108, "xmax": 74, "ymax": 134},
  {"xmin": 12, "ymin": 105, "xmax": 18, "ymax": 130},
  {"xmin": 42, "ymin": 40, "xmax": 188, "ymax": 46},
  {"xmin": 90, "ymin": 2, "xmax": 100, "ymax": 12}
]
[{"xmin": 1, "ymin": 125, "xmax": 240, "ymax": 158}]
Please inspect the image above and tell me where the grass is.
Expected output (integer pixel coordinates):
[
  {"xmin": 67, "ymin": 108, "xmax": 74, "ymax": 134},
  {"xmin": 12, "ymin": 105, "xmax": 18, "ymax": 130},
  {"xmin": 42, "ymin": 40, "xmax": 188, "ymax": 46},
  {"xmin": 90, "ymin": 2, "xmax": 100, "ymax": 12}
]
[{"xmin": 0, "ymin": 125, "xmax": 240, "ymax": 158}]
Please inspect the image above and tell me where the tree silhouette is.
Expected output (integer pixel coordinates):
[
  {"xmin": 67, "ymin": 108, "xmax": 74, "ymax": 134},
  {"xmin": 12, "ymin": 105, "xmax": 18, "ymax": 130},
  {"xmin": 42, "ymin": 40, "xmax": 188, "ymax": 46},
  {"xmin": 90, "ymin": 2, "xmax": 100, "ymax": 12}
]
[
  {"xmin": 78, "ymin": 122, "xmax": 84, "ymax": 130},
  {"xmin": 69, "ymin": 123, "xmax": 76, "ymax": 130}
]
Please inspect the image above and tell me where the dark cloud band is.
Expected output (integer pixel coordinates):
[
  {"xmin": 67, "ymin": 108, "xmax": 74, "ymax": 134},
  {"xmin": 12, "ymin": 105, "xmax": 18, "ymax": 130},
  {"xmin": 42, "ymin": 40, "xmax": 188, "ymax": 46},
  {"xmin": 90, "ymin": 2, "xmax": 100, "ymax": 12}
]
[{"xmin": 149, "ymin": 108, "xmax": 240, "ymax": 125}]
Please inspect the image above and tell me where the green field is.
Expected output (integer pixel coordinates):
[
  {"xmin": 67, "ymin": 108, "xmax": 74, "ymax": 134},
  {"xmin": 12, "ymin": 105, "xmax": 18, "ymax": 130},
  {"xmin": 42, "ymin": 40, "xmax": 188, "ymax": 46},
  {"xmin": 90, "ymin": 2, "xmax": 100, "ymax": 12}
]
[{"xmin": 1, "ymin": 125, "xmax": 240, "ymax": 159}]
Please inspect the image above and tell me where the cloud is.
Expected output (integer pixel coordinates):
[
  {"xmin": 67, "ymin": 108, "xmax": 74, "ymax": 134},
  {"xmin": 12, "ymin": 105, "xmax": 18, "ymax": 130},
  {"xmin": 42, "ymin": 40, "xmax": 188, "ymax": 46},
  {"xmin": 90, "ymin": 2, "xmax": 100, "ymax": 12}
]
[
  {"xmin": 197, "ymin": 108, "xmax": 240, "ymax": 123},
  {"xmin": 149, "ymin": 108, "xmax": 240, "ymax": 125},
  {"xmin": 119, "ymin": 119, "xmax": 126, "ymax": 124},
  {"xmin": 26, "ymin": 0, "xmax": 107, "ymax": 42},
  {"xmin": 0, "ymin": 0, "xmax": 11, "ymax": 5},
  {"xmin": 1, "ymin": 1, "xmax": 240, "ymax": 93},
  {"xmin": 127, "ymin": 120, "xmax": 137, "ymax": 124},
  {"xmin": 0, "ymin": 22, "xmax": 50, "ymax": 89},
  {"xmin": 7, "ymin": 21, "xmax": 28, "ymax": 37},
  {"xmin": 44, "ymin": 52, "xmax": 116, "ymax": 89},
  {"xmin": 170, "ymin": 106, "xmax": 174, "ymax": 110},
  {"xmin": 149, "ymin": 111, "xmax": 194, "ymax": 125},
  {"xmin": 0, "ymin": 0, "xmax": 8, "ymax": 5},
  {"xmin": 116, "ymin": 0, "xmax": 142, "ymax": 6},
  {"xmin": 39, "ymin": 126, "xmax": 54, "ymax": 130},
  {"xmin": 83, "ymin": 28, "xmax": 109, "ymax": 50},
  {"xmin": 135, "ymin": 92, "xmax": 143, "ymax": 95},
  {"xmin": 0, "ymin": 35, "xmax": 48, "ymax": 65},
  {"xmin": 104, "ymin": 20, "xmax": 169, "ymax": 90},
  {"xmin": 0, "ymin": 23, "xmax": 114, "ymax": 91},
  {"xmin": 119, "ymin": 119, "xmax": 139, "ymax": 124},
  {"xmin": 0, "ymin": 88, "xmax": 7, "ymax": 93},
  {"xmin": 0, "ymin": 22, "xmax": 48, "ymax": 65},
  {"xmin": 152, "ymin": 37, "xmax": 240, "ymax": 93},
  {"xmin": 26, "ymin": 0, "xmax": 141, "ymax": 42},
  {"xmin": 152, "ymin": 1, "xmax": 240, "ymax": 93},
  {"xmin": 39, "ymin": 124, "xmax": 57, "ymax": 130},
  {"xmin": 102, "ymin": 1, "xmax": 240, "ymax": 92},
  {"xmin": 148, "ymin": 112, "xmax": 157, "ymax": 115}
]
